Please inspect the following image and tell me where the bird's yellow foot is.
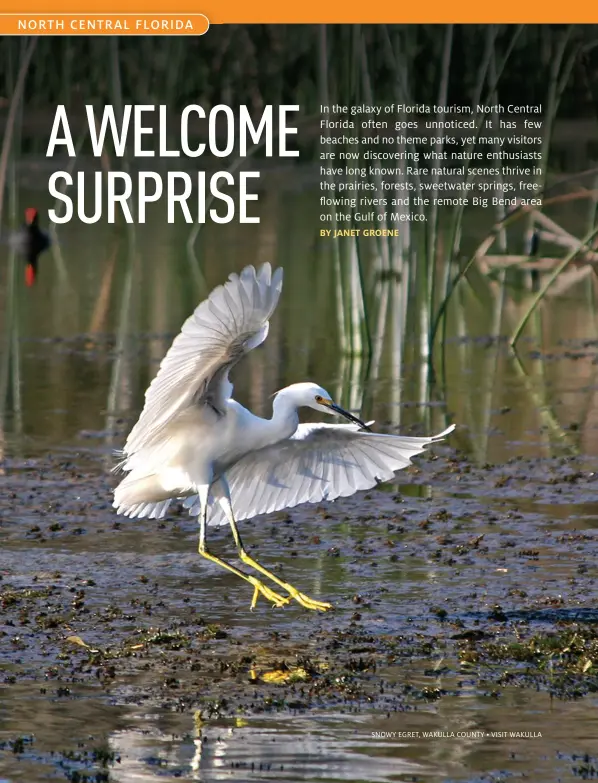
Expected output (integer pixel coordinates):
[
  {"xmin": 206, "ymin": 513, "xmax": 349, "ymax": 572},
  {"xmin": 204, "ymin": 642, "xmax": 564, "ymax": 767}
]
[
  {"xmin": 284, "ymin": 588, "xmax": 333, "ymax": 612},
  {"xmin": 248, "ymin": 577, "xmax": 290, "ymax": 610},
  {"xmin": 238, "ymin": 550, "xmax": 332, "ymax": 611}
]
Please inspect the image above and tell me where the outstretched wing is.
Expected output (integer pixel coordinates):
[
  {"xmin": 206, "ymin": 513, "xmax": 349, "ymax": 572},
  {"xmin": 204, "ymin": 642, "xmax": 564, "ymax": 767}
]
[
  {"xmin": 123, "ymin": 263, "xmax": 283, "ymax": 457},
  {"xmin": 184, "ymin": 422, "xmax": 456, "ymax": 526}
]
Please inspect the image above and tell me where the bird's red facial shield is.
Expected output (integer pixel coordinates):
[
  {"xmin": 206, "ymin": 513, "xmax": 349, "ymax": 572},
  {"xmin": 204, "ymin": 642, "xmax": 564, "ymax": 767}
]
[{"xmin": 25, "ymin": 207, "xmax": 38, "ymax": 225}]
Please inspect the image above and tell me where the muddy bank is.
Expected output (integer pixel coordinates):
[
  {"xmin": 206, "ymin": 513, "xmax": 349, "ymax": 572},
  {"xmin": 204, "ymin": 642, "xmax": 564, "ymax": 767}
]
[
  {"xmin": 3, "ymin": 447, "xmax": 598, "ymax": 701},
  {"xmin": 2, "ymin": 446, "xmax": 598, "ymax": 780}
]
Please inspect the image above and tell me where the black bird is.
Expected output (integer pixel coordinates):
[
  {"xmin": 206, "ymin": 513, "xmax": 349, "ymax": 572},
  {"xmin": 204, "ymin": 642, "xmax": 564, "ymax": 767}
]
[{"xmin": 11, "ymin": 208, "xmax": 51, "ymax": 287}]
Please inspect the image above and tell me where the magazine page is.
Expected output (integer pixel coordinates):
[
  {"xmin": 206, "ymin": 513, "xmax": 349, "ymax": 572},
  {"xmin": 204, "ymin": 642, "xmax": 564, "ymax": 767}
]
[{"xmin": 0, "ymin": 7, "xmax": 597, "ymax": 782}]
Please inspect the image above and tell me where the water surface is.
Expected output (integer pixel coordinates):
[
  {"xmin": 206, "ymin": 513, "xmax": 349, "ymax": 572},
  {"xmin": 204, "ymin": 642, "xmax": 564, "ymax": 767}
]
[{"xmin": 2, "ymin": 170, "xmax": 598, "ymax": 782}]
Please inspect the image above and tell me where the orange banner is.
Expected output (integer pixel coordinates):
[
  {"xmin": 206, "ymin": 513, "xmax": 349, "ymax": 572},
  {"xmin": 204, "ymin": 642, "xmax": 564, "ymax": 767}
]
[
  {"xmin": 0, "ymin": 13, "xmax": 209, "ymax": 35},
  {"xmin": 0, "ymin": 2, "xmax": 597, "ymax": 25}
]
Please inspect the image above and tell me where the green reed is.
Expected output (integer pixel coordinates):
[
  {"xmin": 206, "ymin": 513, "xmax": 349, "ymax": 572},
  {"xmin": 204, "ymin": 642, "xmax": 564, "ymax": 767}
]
[
  {"xmin": 2, "ymin": 26, "xmax": 596, "ymax": 452},
  {"xmin": 0, "ymin": 39, "xmax": 36, "ymax": 439}
]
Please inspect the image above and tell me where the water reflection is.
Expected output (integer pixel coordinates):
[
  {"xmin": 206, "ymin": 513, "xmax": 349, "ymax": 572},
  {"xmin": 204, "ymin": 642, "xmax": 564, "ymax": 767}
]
[
  {"xmin": 149, "ymin": 719, "xmax": 426, "ymax": 782},
  {"xmin": 2, "ymin": 178, "xmax": 598, "ymax": 467},
  {"xmin": 1, "ymin": 683, "xmax": 596, "ymax": 782}
]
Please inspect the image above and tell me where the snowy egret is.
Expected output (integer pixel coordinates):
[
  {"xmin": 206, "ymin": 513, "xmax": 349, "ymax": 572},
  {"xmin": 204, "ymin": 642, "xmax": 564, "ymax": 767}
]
[{"xmin": 113, "ymin": 263, "xmax": 455, "ymax": 611}]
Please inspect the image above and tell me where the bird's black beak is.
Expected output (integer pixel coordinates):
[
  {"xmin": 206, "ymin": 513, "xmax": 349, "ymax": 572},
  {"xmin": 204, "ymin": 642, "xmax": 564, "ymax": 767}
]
[{"xmin": 329, "ymin": 402, "xmax": 371, "ymax": 432}]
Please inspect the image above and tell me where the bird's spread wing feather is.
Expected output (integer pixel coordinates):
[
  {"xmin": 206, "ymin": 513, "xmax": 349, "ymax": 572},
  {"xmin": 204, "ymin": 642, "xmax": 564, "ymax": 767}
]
[
  {"xmin": 183, "ymin": 423, "xmax": 456, "ymax": 526},
  {"xmin": 123, "ymin": 263, "xmax": 283, "ymax": 456}
]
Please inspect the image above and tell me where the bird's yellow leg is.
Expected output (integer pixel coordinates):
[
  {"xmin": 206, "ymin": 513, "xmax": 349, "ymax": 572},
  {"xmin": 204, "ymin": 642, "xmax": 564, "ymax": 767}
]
[
  {"xmin": 198, "ymin": 544, "xmax": 289, "ymax": 609},
  {"xmin": 218, "ymin": 499, "xmax": 332, "ymax": 612},
  {"xmin": 240, "ymin": 549, "xmax": 332, "ymax": 611},
  {"xmin": 198, "ymin": 494, "xmax": 289, "ymax": 610}
]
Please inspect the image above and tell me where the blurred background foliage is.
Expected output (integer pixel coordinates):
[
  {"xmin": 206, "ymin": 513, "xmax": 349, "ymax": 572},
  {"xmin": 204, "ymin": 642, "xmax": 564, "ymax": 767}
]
[
  {"xmin": 2, "ymin": 25, "xmax": 597, "ymax": 123},
  {"xmin": 1, "ymin": 25, "xmax": 598, "ymax": 462}
]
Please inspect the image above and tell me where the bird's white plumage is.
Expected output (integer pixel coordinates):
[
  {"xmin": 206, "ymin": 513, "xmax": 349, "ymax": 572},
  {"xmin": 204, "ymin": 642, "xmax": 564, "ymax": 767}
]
[
  {"xmin": 182, "ymin": 422, "xmax": 456, "ymax": 525},
  {"xmin": 113, "ymin": 262, "xmax": 456, "ymax": 532},
  {"xmin": 122, "ymin": 263, "xmax": 283, "ymax": 457}
]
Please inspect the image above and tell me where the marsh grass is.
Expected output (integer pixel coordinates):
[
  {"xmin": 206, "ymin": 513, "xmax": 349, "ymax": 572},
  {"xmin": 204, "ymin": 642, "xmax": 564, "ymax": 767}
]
[
  {"xmin": 1, "ymin": 28, "xmax": 597, "ymax": 458},
  {"xmin": 308, "ymin": 25, "xmax": 597, "ymax": 440},
  {"xmin": 0, "ymin": 39, "xmax": 36, "ymax": 439},
  {"xmin": 103, "ymin": 39, "xmax": 140, "ymax": 458}
]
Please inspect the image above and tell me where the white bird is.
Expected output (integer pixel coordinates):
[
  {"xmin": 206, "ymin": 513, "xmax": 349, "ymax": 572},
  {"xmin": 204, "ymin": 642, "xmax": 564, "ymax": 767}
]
[{"xmin": 113, "ymin": 263, "xmax": 455, "ymax": 612}]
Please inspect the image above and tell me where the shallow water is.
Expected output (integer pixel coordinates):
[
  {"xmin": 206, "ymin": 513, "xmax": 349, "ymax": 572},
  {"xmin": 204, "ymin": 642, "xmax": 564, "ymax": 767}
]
[
  {"xmin": 2, "ymin": 177, "xmax": 598, "ymax": 782},
  {"xmin": 3, "ymin": 687, "xmax": 597, "ymax": 782}
]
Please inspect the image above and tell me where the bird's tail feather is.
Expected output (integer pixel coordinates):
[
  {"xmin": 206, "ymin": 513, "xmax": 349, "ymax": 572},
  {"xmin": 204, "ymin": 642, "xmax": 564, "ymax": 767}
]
[
  {"xmin": 113, "ymin": 473, "xmax": 173, "ymax": 518},
  {"xmin": 114, "ymin": 498, "xmax": 173, "ymax": 520}
]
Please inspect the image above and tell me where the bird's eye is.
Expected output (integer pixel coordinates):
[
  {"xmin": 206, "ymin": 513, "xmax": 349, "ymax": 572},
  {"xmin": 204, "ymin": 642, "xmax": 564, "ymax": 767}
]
[{"xmin": 315, "ymin": 395, "xmax": 323, "ymax": 403}]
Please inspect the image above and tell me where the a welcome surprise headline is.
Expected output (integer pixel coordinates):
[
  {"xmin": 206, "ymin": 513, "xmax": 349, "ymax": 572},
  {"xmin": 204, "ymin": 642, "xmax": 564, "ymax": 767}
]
[{"xmin": 45, "ymin": 104, "xmax": 300, "ymax": 224}]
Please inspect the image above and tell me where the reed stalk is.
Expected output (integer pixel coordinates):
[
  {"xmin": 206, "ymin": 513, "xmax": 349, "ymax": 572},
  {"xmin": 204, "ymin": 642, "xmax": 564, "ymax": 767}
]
[
  {"xmin": 426, "ymin": 24, "xmax": 454, "ymax": 324},
  {"xmin": 0, "ymin": 40, "xmax": 31, "ymax": 438},
  {"xmin": 508, "ymin": 347, "xmax": 576, "ymax": 453},
  {"xmin": 430, "ymin": 25, "xmax": 525, "ymax": 364},
  {"xmin": 318, "ymin": 25, "xmax": 354, "ymax": 356},
  {"xmin": 105, "ymin": 38, "xmax": 139, "ymax": 457},
  {"xmin": 88, "ymin": 241, "xmax": 120, "ymax": 335},
  {"xmin": 48, "ymin": 127, "xmax": 88, "ymax": 289},
  {"xmin": 0, "ymin": 37, "xmax": 37, "ymax": 233},
  {"xmin": 510, "ymin": 224, "xmax": 598, "ymax": 347},
  {"xmin": 522, "ymin": 27, "xmax": 577, "ymax": 263}
]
